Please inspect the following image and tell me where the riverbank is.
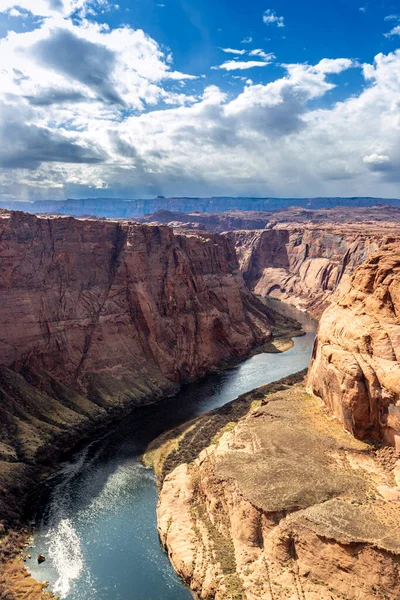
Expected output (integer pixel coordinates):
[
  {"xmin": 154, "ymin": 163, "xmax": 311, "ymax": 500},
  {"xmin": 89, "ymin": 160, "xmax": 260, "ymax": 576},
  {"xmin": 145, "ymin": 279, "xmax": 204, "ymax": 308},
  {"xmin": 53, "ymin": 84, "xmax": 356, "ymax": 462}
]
[{"xmin": 151, "ymin": 373, "xmax": 400, "ymax": 600}]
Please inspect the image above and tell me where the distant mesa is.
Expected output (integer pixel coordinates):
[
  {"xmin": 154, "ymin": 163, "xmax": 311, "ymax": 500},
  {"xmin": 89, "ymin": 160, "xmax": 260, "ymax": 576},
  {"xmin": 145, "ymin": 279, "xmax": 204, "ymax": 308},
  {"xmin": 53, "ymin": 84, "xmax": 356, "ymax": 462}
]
[{"xmin": 1, "ymin": 196, "xmax": 400, "ymax": 220}]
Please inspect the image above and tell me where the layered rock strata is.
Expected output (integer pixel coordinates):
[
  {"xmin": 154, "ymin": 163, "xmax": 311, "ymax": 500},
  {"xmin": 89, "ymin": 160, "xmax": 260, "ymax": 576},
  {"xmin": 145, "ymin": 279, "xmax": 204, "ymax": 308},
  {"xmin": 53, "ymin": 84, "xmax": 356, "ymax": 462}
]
[
  {"xmin": 228, "ymin": 223, "xmax": 400, "ymax": 318},
  {"xmin": 0, "ymin": 210, "xmax": 275, "ymax": 527},
  {"xmin": 308, "ymin": 246, "xmax": 400, "ymax": 449},
  {"xmin": 152, "ymin": 373, "xmax": 400, "ymax": 600}
]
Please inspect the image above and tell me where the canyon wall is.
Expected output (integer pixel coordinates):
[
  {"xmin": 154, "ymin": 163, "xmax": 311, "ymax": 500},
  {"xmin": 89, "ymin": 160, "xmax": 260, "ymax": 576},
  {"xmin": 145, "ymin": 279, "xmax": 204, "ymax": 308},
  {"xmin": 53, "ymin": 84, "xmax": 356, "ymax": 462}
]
[
  {"xmin": 228, "ymin": 223, "xmax": 400, "ymax": 318},
  {"xmin": 0, "ymin": 211, "xmax": 274, "ymax": 525},
  {"xmin": 0, "ymin": 211, "xmax": 273, "ymax": 386},
  {"xmin": 308, "ymin": 246, "xmax": 400, "ymax": 448},
  {"xmin": 153, "ymin": 374, "xmax": 400, "ymax": 600}
]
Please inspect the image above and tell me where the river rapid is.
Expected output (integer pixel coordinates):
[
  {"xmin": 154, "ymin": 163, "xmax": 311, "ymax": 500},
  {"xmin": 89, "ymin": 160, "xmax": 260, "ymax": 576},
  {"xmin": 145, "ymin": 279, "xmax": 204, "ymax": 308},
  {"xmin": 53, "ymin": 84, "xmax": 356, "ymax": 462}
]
[{"xmin": 28, "ymin": 300, "xmax": 317, "ymax": 600}]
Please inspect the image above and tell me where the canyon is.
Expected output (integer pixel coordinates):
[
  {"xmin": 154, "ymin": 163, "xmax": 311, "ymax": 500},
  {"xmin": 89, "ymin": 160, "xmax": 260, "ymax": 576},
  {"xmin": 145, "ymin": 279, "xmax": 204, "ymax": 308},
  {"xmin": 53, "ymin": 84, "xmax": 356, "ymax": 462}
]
[
  {"xmin": 1, "ymin": 205, "xmax": 400, "ymax": 600},
  {"xmin": 138, "ymin": 207, "xmax": 400, "ymax": 318},
  {"xmin": 228, "ymin": 222, "xmax": 400, "ymax": 318},
  {"xmin": 0, "ymin": 210, "xmax": 279, "ymax": 532},
  {"xmin": 149, "ymin": 213, "xmax": 400, "ymax": 600}
]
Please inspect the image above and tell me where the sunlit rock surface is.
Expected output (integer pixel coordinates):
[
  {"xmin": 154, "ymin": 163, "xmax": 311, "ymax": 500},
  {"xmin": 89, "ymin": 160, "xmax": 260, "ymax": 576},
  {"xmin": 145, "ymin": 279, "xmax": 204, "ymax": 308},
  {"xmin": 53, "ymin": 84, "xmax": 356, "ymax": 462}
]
[{"xmin": 308, "ymin": 245, "xmax": 400, "ymax": 448}]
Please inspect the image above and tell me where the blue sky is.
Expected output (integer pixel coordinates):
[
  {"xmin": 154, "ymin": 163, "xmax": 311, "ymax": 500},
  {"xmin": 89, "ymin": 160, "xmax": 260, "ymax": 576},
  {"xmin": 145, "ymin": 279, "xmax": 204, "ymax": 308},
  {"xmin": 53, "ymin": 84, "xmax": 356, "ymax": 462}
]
[
  {"xmin": 114, "ymin": 0, "xmax": 397, "ymax": 78},
  {"xmin": 0, "ymin": 0, "xmax": 400, "ymax": 199}
]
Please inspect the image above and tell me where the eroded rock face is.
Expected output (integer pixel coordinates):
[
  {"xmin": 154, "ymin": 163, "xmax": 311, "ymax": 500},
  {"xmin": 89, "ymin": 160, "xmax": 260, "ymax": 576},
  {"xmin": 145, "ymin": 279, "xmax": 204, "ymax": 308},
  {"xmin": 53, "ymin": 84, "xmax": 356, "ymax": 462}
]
[
  {"xmin": 0, "ymin": 211, "xmax": 271, "ymax": 386},
  {"xmin": 156, "ymin": 378, "xmax": 400, "ymax": 600},
  {"xmin": 228, "ymin": 223, "xmax": 400, "ymax": 318},
  {"xmin": 0, "ymin": 211, "xmax": 273, "ymax": 525},
  {"xmin": 308, "ymin": 246, "xmax": 400, "ymax": 448}
]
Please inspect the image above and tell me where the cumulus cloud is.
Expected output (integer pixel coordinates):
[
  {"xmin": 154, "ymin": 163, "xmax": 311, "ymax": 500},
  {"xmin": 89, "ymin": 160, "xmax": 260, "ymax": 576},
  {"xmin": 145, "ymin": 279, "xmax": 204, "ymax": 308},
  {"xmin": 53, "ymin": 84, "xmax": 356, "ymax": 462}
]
[
  {"xmin": 0, "ymin": 0, "xmax": 112, "ymax": 17},
  {"xmin": 0, "ymin": 102, "xmax": 105, "ymax": 169},
  {"xmin": 33, "ymin": 29, "xmax": 124, "ymax": 105},
  {"xmin": 0, "ymin": 16, "xmax": 196, "ymax": 114},
  {"xmin": 363, "ymin": 153, "xmax": 390, "ymax": 165},
  {"xmin": 249, "ymin": 49, "xmax": 275, "ymax": 61},
  {"xmin": 0, "ymin": 5, "xmax": 400, "ymax": 199},
  {"xmin": 263, "ymin": 9, "xmax": 285, "ymax": 27}
]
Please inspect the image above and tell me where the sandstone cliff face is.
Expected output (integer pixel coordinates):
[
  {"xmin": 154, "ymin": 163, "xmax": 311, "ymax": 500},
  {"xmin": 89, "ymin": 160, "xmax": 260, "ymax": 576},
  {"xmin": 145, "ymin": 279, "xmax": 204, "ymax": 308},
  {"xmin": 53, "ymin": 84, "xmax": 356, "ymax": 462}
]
[
  {"xmin": 0, "ymin": 211, "xmax": 273, "ymax": 525},
  {"xmin": 0, "ymin": 211, "xmax": 271, "ymax": 385},
  {"xmin": 228, "ymin": 223, "xmax": 400, "ymax": 318},
  {"xmin": 155, "ymin": 375, "xmax": 400, "ymax": 600},
  {"xmin": 308, "ymin": 246, "xmax": 400, "ymax": 449}
]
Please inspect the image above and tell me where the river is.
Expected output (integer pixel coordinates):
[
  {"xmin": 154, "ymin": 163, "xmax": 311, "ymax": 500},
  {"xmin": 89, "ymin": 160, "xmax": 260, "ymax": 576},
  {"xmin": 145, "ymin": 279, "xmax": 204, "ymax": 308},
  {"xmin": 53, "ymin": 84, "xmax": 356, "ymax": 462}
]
[{"xmin": 28, "ymin": 301, "xmax": 317, "ymax": 600}]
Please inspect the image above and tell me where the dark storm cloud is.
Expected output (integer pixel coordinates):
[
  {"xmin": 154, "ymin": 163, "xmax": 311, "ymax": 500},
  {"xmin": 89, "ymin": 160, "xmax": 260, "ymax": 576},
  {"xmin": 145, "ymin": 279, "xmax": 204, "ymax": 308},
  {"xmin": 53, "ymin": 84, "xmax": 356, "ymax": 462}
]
[
  {"xmin": 32, "ymin": 29, "xmax": 124, "ymax": 105},
  {"xmin": 364, "ymin": 158, "xmax": 400, "ymax": 182},
  {"xmin": 25, "ymin": 89, "xmax": 90, "ymax": 106},
  {"xmin": 0, "ymin": 109, "xmax": 106, "ymax": 169},
  {"xmin": 170, "ymin": 88, "xmax": 306, "ymax": 151}
]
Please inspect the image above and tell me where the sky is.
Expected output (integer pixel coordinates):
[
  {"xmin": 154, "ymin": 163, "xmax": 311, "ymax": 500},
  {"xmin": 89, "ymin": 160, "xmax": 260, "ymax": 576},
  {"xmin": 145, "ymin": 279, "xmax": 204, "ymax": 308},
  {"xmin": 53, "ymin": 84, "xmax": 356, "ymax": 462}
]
[{"xmin": 0, "ymin": 0, "xmax": 400, "ymax": 199}]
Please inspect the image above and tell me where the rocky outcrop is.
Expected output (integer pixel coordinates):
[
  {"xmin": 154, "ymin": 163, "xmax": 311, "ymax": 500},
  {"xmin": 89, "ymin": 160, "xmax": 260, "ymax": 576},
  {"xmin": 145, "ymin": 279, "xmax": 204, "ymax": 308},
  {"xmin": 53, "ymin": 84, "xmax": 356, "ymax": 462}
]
[
  {"xmin": 0, "ymin": 210, "xmax": 274, "ymax": 526},
  {"xmin": 154, "ymin": 374, "xmax": 400, "ymax": 600},
  {"xmin": 228, "ymin": 223, "xmax": 400, "ymax": 318},
  {"xmin": 308, "ymin": 246, "xmax": 400, "ymax": 449}
]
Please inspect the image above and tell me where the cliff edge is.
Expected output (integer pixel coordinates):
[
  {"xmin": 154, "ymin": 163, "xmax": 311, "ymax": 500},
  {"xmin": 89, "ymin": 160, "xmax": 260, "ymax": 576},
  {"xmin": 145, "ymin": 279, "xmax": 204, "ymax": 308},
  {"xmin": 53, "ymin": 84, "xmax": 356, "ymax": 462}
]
[
  {"xmin": 308, "ymin": 246, "xmax": 400, "ymax": 448},
  {"xmin": 152, "ymin": 374, "xmax": 400, "ymax": 600}
]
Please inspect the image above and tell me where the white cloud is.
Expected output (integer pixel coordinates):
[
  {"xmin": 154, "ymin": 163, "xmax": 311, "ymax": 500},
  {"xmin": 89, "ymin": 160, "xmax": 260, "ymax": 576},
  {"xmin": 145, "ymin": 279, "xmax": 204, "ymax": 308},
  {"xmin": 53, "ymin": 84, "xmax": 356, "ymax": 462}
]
[
  {"xmin": 363, "ymin": 153, "xmax": 390, "ymax": 164},
  {"xmin": 359, "ymin": 6, "xmax": 367, "ymax": 13},
  {"xmin": 212, "ymin": 60, "xmax": 272, "ymax": 71},
  {"xmin": 263, "ymin": 9, "xmax": 285, "ymax": 28},
  {"xmin": 0, "ymin": 7, "xmax": 400, "ymax": 200},
  {"xmin": 0, "ymin": 16, "xmax": 196, "ymax": 114},
  {"xmin": 0, "ymin": 0, "xmax": 119, "ymax": 18},
  {"xmin": 7, "ymin": 7, "xmax": 27, "ymax": 16},
  {"xmin": 384, "ymin": 14, "xmax": 400, "ymax": 36},
  {"xmin": 249, "ymin": 49, "xmax": 275, "ymax": 61},
  {"xmin": 386, "ymin": 25, "xmax": 400, "ymax": 36},
  {"xmin": 221, "ymin": 48, "xmax": 246, "ymax": 55},
  {"xmin": 241, "ymin": 36, "xmax": 253, "ymax": 44}
]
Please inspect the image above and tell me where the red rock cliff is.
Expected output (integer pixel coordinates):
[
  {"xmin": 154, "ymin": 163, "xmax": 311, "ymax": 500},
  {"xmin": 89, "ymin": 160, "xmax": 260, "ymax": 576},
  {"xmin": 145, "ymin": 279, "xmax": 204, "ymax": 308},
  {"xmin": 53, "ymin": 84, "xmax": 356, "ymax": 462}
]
[
  {"xmin": 0, "ymin": 211, "xmax": 271, "ymax": 387},
  {"xmin": 228, "ymin": 223, "xmax": 400, "ymax": 318},
  {"xmin": 308, "ymin": 246, "xmax": 400, "ymax": 448},
  {"xmin": 0, "ymin": 211, "xmax": 273, "ymax": 524}
]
